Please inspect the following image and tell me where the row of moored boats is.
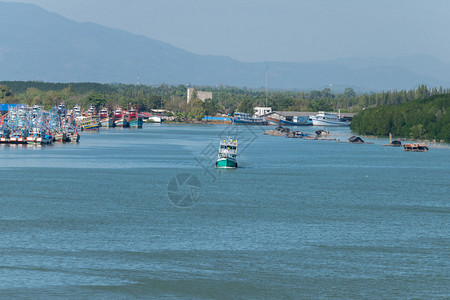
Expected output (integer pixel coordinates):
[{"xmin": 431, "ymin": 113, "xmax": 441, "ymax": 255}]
[
  {"xmin": 0, "ymin": 105, "xmax": 80, "ymax": 145},
  {"xmin": 73, "ymin": 105, "xmax": 144, "ymax": 129},
  {"xmin": 233, "ymin": 111, "xmax": 352, "ymax": 126},
  {"xmin": 0, "ymin": 104, "xmax": 144, "ymax": 145}
]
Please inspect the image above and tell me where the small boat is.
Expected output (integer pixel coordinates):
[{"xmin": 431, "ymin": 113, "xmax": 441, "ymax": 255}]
[
  {"xmin": 383, "ymin": 140, "xmax": 402, "ymax": 147},
  {"xmin": 233, "ymin": 112, "xmax": 268, "ymax": 125},
  {"xmin": 383, "ymin": 133, "xmax": 402, "ymax": 147},
  {"xmin": 216, "ymin": 137, "xmax": 238, "ymax": 169},
  {"xmin": 310, "ymin": 111, "xmax": 350, "ymax": 126},
  {"xmin": 404, "ymin": 143, "xmax": 429, "ymax": 152}
]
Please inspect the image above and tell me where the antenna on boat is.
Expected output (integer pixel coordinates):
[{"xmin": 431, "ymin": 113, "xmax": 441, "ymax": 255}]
[{"xmin": 265, "ymin": 65, "xmax": 268, "ymax": 107}]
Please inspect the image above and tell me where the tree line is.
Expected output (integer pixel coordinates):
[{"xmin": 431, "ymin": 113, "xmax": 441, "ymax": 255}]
[
  {"xmin": 1, "ymin": 81, "xmax": 449, "ymax": 120},
  {"xmin": 350, "ymin": 94, "xmax": 450, "ymax": 142}
]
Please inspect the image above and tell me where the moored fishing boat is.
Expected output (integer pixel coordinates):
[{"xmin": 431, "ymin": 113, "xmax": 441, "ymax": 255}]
[
  {"xmin": 99, "ymin": 107, "xmax": 114, "ymax": 128},
  {"xmin": 86, "ymin": 105, "xmax": 96, "ymax": 116},
  {"xmin": 26, "ymin": 128, "xmax": 54, "ymax": 145},
  {"xmin": 127, "ymin": 107, "xmax": 143, "ymax": 128},
  {"xmin": 54, "ymin": 131, "xmax": 68, "ymax": 143},
  {"xmin": 266, "ymin": 116, "xmax": 282, "ymax": 125},
  {"xmin": 0, "ymin": 133, "xmax": 9, "ymax": 144},
  {"xmin": 113, "ymin": 107, "xmax": 129, "ymax": 128},
  {"xmin": 310, "ymin": 111, "xmax": 350, "ymax": 126},
  {"xmin": 280, "ymin": 115, "xmax": 312, "ymax": 126},
  {"xmin": 77, "ymin": 116, "xmax": 100, "ymax": 130},
  {"xmin": 101, "ymin": 118, "xmax": 114, "ymax": 128},
  {"xmin": 233, "ymin": 112, "xmax": 268, "ymax": 125},
  {"xmin": 9, "ymin": 129, "xmax": 28, "ymax": 144},
  {"xmin": 72, "ymin": 105, "xmax": 82, "ymax": 118},
  {"xmin": 69, "ymin": 131, "xmax": 80, "ymax": 143},
  {"xmin": 216, "ymin": 137, "xmax": 238, "ymax": 169}
]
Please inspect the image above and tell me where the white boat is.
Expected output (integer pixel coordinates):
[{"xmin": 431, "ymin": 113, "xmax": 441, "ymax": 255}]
[{"xmin": 310, "ymin": 111, "xmax": 350, "ymax": 126}]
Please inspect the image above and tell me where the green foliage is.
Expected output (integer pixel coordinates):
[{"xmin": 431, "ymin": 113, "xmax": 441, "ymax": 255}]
[
  {"xmin": 203, "ymin": 98, "xmax": 222, "ymax": 116},
  {"xmin": 188, "ymin": 99, "xmax": 206, "ymax": 121},
  {"xmin": 350, "ymin": 94, "xmax": 450, "ymax": 142},
  {"xmin": 88, "ymin": 93, "xmax": 107, "ymax": 110},
  {"xmin": 0, "ymin": 85, "xmax": 15, "ymax": 103},
  {"xmin": 343, "ymin": 87, "xmax": 356, "ymax": 98},
  {"xmin": 237, "ymin": 98, "xmax": 254, "ymax": 114}
]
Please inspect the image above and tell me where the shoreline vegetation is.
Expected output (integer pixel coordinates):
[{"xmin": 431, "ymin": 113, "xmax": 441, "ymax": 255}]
[
  {"xmin": 350, "ymin": 94, "xmax": 450, "ymax": 143},
  {"xmin": 1, "ymin": 81, "xmax": 449, "ymax": 143}
]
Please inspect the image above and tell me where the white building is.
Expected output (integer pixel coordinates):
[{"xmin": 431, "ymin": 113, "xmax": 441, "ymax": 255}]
[
  {"xmin": 187, "ymin": 88, "xmax": 213, "ymax": 103},
  {"xmin": 254, "ymin": 107, "xmax": 272, "ymax": 117}
]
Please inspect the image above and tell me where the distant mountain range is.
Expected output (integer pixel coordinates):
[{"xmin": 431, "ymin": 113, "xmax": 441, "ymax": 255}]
[{"xmin": 1, "ymin": 1, "xmax": 450, "ymax": 91}]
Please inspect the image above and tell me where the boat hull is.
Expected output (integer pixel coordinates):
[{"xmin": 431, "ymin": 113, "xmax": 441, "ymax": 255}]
[
  {"xmin": 114, "ymin": 119, "xmax": 130, "ymax": 128},
  {"xmin": 266, "ymin": 116, "xmax": 282, "ymax": 125},
  {"xmin": 280, "ymin": 119, "xmax": 312, "ymax": 126},
  {"xmin": 216, "ymin": 157, "xmax": 238, "ymax": 169},
  {"xmin": 100, "ymin": 118, "xmax": 114, "ymax": 128},
  {"xmin": 128, "ymin": 117, "xmax": 143, "ymax": 128},
  {"xmin": 233, "ymin": 119, "xmax": 268, "ymax": 125},
  {"xmin": 311, "ymin": 119, "xmax": 350, "ymax": 126},
  {"xmin": 82, "ymin": 124, "xmax": 100, "ymax": 130},
  {"xmin": 70, "ymin": 133, "xmax": 80, "ymax": 143}
]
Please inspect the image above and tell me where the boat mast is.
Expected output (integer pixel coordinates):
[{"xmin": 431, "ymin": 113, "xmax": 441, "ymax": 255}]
[{"xmin": 265, "ymin": 65, "xmax": 268, "ymax": 107}]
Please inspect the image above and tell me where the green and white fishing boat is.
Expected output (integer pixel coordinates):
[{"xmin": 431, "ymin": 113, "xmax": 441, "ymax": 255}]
[{"xmin": 216, "ymin": 137, "xmax": 238, "ymax": 169}]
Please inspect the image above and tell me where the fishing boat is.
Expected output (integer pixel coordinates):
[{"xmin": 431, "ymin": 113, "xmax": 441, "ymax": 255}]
[
  {"xmin": 99, "ymin": 107, "xmax": 114, "ymax": 127},
  {"xmin": 0, "ymin": 131, "xmax": 9, "ymax": 143},
  {"xmin": 57, "ymin": 103, "xmax": 66, "ymax": 117},
  {"xmin": 310, "ymin": 111, "xmax": 350, "ymax": 126},
  {"xmin": 72, "ymin": 105, "xmax": 82, "ymax": 118},
  {"xmin": 280, "ymin": 116, "xmax": 312, "ymax": 126},
  {"xmin": 86, "ymin": 105, "xmax": 96, "ymax": 116},
  {"xmin": 69, "ymin": 130, "xmax": 80, "ymax": 143},
  {"xmin": 216, "ymin": 137, "xmax": 238, "ymax": 169},
  {"xmin": 77, "ymin": 116, "xmax": 100, "ymax": 130},
  {"xmin": 26, "ymin": 128, "xmax": 53, "ymax": 145},
  {"xmin": 113, "ymin": 107, "xmax": 129, "ymax": 128},
  {"xmin": 266, "ymin": 116, "xmax": 282, "ymax": 125},
  {"xmin": 54, "ymin": 131, "xmax": 68, "ymax": 143},
  {"xmin": 233, "ymin": 112, "xmax": 268, "ymax": 125},
  {"xmin": 127, "ymin": 107, "xmax": 143, "ymax": 128},
  {"xmin": 9, "ymin": 130, "xmax": 27, "ymax": 144}
]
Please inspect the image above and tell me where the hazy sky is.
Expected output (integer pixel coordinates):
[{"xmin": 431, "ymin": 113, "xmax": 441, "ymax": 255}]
[{"xmin": 3, "ymin": 0, "xmax": 450, "ymax": 63}]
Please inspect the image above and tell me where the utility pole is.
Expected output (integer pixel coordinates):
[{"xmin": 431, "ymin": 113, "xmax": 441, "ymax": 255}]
[{"xmin": 265, "ymin": 65, "xmax": 268, "ymax": 107}]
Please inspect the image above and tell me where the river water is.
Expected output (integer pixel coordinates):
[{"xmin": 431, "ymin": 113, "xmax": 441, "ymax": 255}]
[{"xmin": 0, "ymin": 124, "xmax": 448, "ymax": 299}]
